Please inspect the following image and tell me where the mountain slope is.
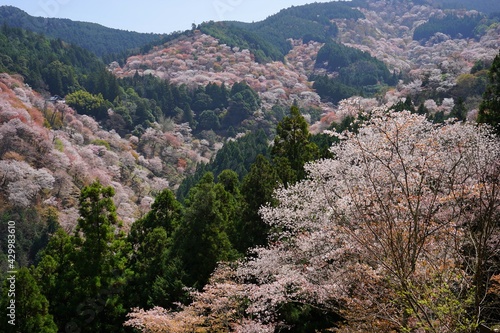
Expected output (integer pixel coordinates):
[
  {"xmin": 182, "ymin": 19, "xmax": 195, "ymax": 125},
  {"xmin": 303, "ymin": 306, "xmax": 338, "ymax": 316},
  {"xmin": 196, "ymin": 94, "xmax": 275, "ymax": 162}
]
[
  {"xmin": 0, "ymin": 73, "xmax": 207, "ymax": 228},
  {"xmin": 0, "ymin": 24, "xmax": 106, "ymax": 95},
  {"xmin": 0, "ymin": 6, "xmax": 163, "ymax": 57},
  {"xmin": 430, "ymin": 0, "xmax": 500, "ymax": 14},
  {"xmin": 207, "ymin": 1, "xmax": 365, "ymax": 62}
]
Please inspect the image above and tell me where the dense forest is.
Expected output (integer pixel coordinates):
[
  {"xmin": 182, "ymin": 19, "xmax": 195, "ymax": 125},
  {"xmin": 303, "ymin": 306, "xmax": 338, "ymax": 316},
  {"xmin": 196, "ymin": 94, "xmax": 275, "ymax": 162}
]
[{"xmin": 0, "ymin": 0, "xmax": 499, "ymax": 332}]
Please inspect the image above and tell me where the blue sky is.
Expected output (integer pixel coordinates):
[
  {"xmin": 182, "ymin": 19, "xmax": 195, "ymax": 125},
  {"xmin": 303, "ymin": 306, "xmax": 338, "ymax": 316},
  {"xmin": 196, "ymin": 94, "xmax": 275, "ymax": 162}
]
[{"xmin": 1, "ymin": 0, "xmax": 336, "ymax": 34}]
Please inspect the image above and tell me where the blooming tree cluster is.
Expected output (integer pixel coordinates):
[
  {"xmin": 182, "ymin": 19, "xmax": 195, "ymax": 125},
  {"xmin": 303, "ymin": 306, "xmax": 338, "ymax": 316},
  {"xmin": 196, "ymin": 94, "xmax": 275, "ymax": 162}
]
[
  {"xmin": 111, "ymin": 33, "xmax": 321, "ymax": 111},
  {"xmin": 0, "ymin": 160, "xmax": 54, "ymax": 207},
  {"xmin": 241, "ymin": 110, "xmax": 499, "ymax": 332},
  {"xmin": 126, "ymin": 110, "xmax": 499, "ymax": 332},
  {"xmin": 112, "ymin": 0, "xmax": 499, "ymax": 134},
  {"xmin": 0, "ymin": 73, "xmax": 207, "ymax": 228}
]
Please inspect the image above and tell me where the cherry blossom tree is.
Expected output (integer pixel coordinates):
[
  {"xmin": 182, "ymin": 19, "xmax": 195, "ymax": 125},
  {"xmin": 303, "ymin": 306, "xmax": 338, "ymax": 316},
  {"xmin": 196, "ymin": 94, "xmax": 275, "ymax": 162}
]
[
  {"xmin": 124, "ymin": 264, "xmax": 255, "ymax": 333},
  {"xmin": 0, "ymin": 160, "xmax": 55, "ymax": 207},
  {"xmin": 239, "ymin": 110, "xmax": 499, "ymax": 332}
]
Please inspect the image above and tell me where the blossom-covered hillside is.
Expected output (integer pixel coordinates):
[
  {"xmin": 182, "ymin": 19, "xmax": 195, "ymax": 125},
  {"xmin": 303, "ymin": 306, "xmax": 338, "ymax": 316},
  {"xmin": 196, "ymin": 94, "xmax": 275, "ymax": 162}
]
[
  {"xmin": 112, "ymin": 0, "xmax": 500, "ymax": 133},
  {"xmin": 0, "ymin": 73, "xmax": 213, "ymax": 228},
  {"xmin": 111, "ymin": 32, "xmax": 323, "ymax": 110},
  {"xmin": 338, "ymin": 1, "xmax": 499, "ymax": 87}
]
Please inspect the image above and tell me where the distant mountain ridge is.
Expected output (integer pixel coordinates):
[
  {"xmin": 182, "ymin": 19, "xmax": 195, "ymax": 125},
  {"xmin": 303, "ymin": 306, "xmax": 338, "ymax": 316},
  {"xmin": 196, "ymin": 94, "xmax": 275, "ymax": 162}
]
[{"xmin": 0, "ymin": 5, "xmax": 163, "ymax": 57}]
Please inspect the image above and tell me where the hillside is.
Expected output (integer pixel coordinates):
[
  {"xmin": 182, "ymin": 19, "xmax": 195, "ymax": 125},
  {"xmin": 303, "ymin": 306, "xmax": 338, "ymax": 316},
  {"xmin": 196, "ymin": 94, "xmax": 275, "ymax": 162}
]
[
  {"xmin": 113, "ymin": 0, "xmax": 499, "ymax": 130},
  {"xmin": 0, "ymin": 1, "xmax": 499, "ymax": 332},
  {"xmin": 111, "ymin": 32, "xmax": 322, "ymax": 110},
  {"xmin": 0, "ymin": 24, "xmax": 106, "ymax": 95},
  {"xmin": 1, "ymin": 0, "xmax": 499, "ymax": 222},
  {"xmin": 0, "ymin": 6, "xmax": 163, "ymax": 57},
  {"xmin": 0, "ymin": 73, "xmax": 215, "ymax": 229}
]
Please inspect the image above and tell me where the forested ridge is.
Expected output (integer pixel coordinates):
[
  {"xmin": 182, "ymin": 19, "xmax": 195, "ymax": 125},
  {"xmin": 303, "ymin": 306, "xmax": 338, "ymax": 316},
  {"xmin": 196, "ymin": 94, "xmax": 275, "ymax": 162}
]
[
  {"xmin": 0, "ymin": 0, "xmax": 500, "ymax": 332},
  {"xmin": 0, "ymin": 6, "xmax": 163, "ymax": 57}
]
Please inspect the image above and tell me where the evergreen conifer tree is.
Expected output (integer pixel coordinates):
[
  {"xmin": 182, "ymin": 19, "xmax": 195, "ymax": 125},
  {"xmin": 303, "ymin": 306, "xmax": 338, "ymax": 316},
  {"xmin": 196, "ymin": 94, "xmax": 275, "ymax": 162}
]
[{"xmin": 478, "ymin": 52, "xmax": 500, "ymax": 134}]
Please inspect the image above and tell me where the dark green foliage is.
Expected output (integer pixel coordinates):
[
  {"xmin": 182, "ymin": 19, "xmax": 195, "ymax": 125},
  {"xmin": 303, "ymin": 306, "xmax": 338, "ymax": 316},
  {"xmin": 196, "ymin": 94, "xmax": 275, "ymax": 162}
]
[
  {"xmin": 201, "ymin": 1, "xmax": 363, "ymax": 63},
  {"xmin": 277, "ymin": 302, "xmax": 342, "ymax": 333},
  {"xmin": 85, "ymin": 69, "xmax": 121, "ymax": 102},
  {"xmin": 312, "ymin": 75, "xmax": 360, "ymax": 104},
  {"xmin": 126, "ymin": 189, "xmax": 187, "ymax": 309},
  {"xmin": 171, "ymin": 173, "xmax": 239, "ymax": 288},
  {"xmin": 118, "ymin": 74, "xmax": 261, "ymax": 133},
  {"xmin": 316, "ymin": 42, "xmax": 352, "ymax": 71},
  {"xmin": 417, "ymin": 102, "xmax": 429, "ymax": 116},
  {"xmin": 114, "ymin": 87, "xmax": 159, "ymax": 130},
  {"xmin": 312, "ymin": 42, "xmax": 395, "ymax": 103},
  {"xmin": 271, "ymin": 2, "xmax": 364, "ymax": 25},
  {"xmin": 0, "ymin": 208, "xmax": 59, "ymax": 269},
  {"xmin": 0, "ymin": 267, "xmax": 57, "ymax": 333},
  {"xmin": 199, "ymin": 21, "xmax": 284, "ymax": 63},
  {"xmin": 74, "ymin": 181, "xmax": 120, "ymax": 274},
  {"xmin": 413, "ymin": 13, "xmax": 484, "ymax": 41},
  {"xmin": 310, "ymin": 133, "xmax": 337, "ymax": 159},
  {"xmin": 238, "ymin": 155, "xmax": 280, "ymax": 252},
  {"xmin": 0, "ymin": 6, "xmax": 162, "ymax": 57},
  {"xmin": 36, "ymin": 181, "xmax": 128, "ymax": 332},
  {"xmin": 35, "ymin": 229, "xmax": 78, "ymax": 331},
  {"xmin": 271, "ymin": 106, "xmax": 319, "ymax": 184},
  {"xmin": 430, "ymin": 0, "xmax": 500, "ymax": 14},
  {"xmin": 177, "ymin": 129, "xmax": 269, "ymax": 201},
  {"xmin": 224, "ymin": 81, "xmax": 261, "ymax": 127},
  {"xmin": 390, "ymin": 96, "xmax": 416, "ymax": 113},
  {"xmin": 236, "ymin": 1, "xmax": 362, "ymax": 55},
  {"xmin": 43, "ymin": 60, "xmax": 79, "ymax": 96},
  {"xmin": 478, "ymin": 51, "xmax": 500, "ymax": 134},
  {"xmin": 0, "ymin": 24, "xmax": 103, "ymax": 95},
  {"xmin": 240, "ymin": 14, "xmax": 337, "ymax": 57},
  {"xmin": 449, "ymin": 97, "xmax": 467, "ymax": 121},
  {"xmin": 197, "ymin": 110, "xmax": 221, "ymax": 131}
]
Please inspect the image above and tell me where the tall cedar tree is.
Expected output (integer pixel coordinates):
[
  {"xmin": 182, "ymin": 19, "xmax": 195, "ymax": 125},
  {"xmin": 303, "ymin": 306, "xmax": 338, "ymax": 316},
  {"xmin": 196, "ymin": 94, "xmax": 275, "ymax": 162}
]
[
  {"xmin": 171, "ymin": 173, "xmax": 239, "ymax": 289},
  {"xmin": 35, "ymin": 228, "xmax": 78, "ymax": 331},
  {"xmin": 37, "ymin": 181, "xmax": 128, "ymax": 333},
  {"xmin": 478, "ymin": 51, "xmax": 500, "ymax": 134},
  {"xmin": 271, "ymin": 105, "xmax": 319, "ymax": 184},
  {"xmin": 126, "ymin": 189, "xmax": 187, "ymax": 309},
  {"xmin": 238, "ymin": 154, "xmax": 280, "ymax": 252}
]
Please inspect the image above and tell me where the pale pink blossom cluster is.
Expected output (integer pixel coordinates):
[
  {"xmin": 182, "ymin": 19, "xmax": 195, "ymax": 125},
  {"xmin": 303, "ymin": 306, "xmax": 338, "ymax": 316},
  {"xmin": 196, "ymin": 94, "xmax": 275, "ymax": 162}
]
[
  {"xmin": 112, "ymin": 33, "xmax": 321, "ymax": 110},
  {"xmin": 242, "ymin": 110, "xmax": 499, "ymax": 331},
  {"xmin": 0, "ymin": 74, "xmax": 207, "ymax": 228}
]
